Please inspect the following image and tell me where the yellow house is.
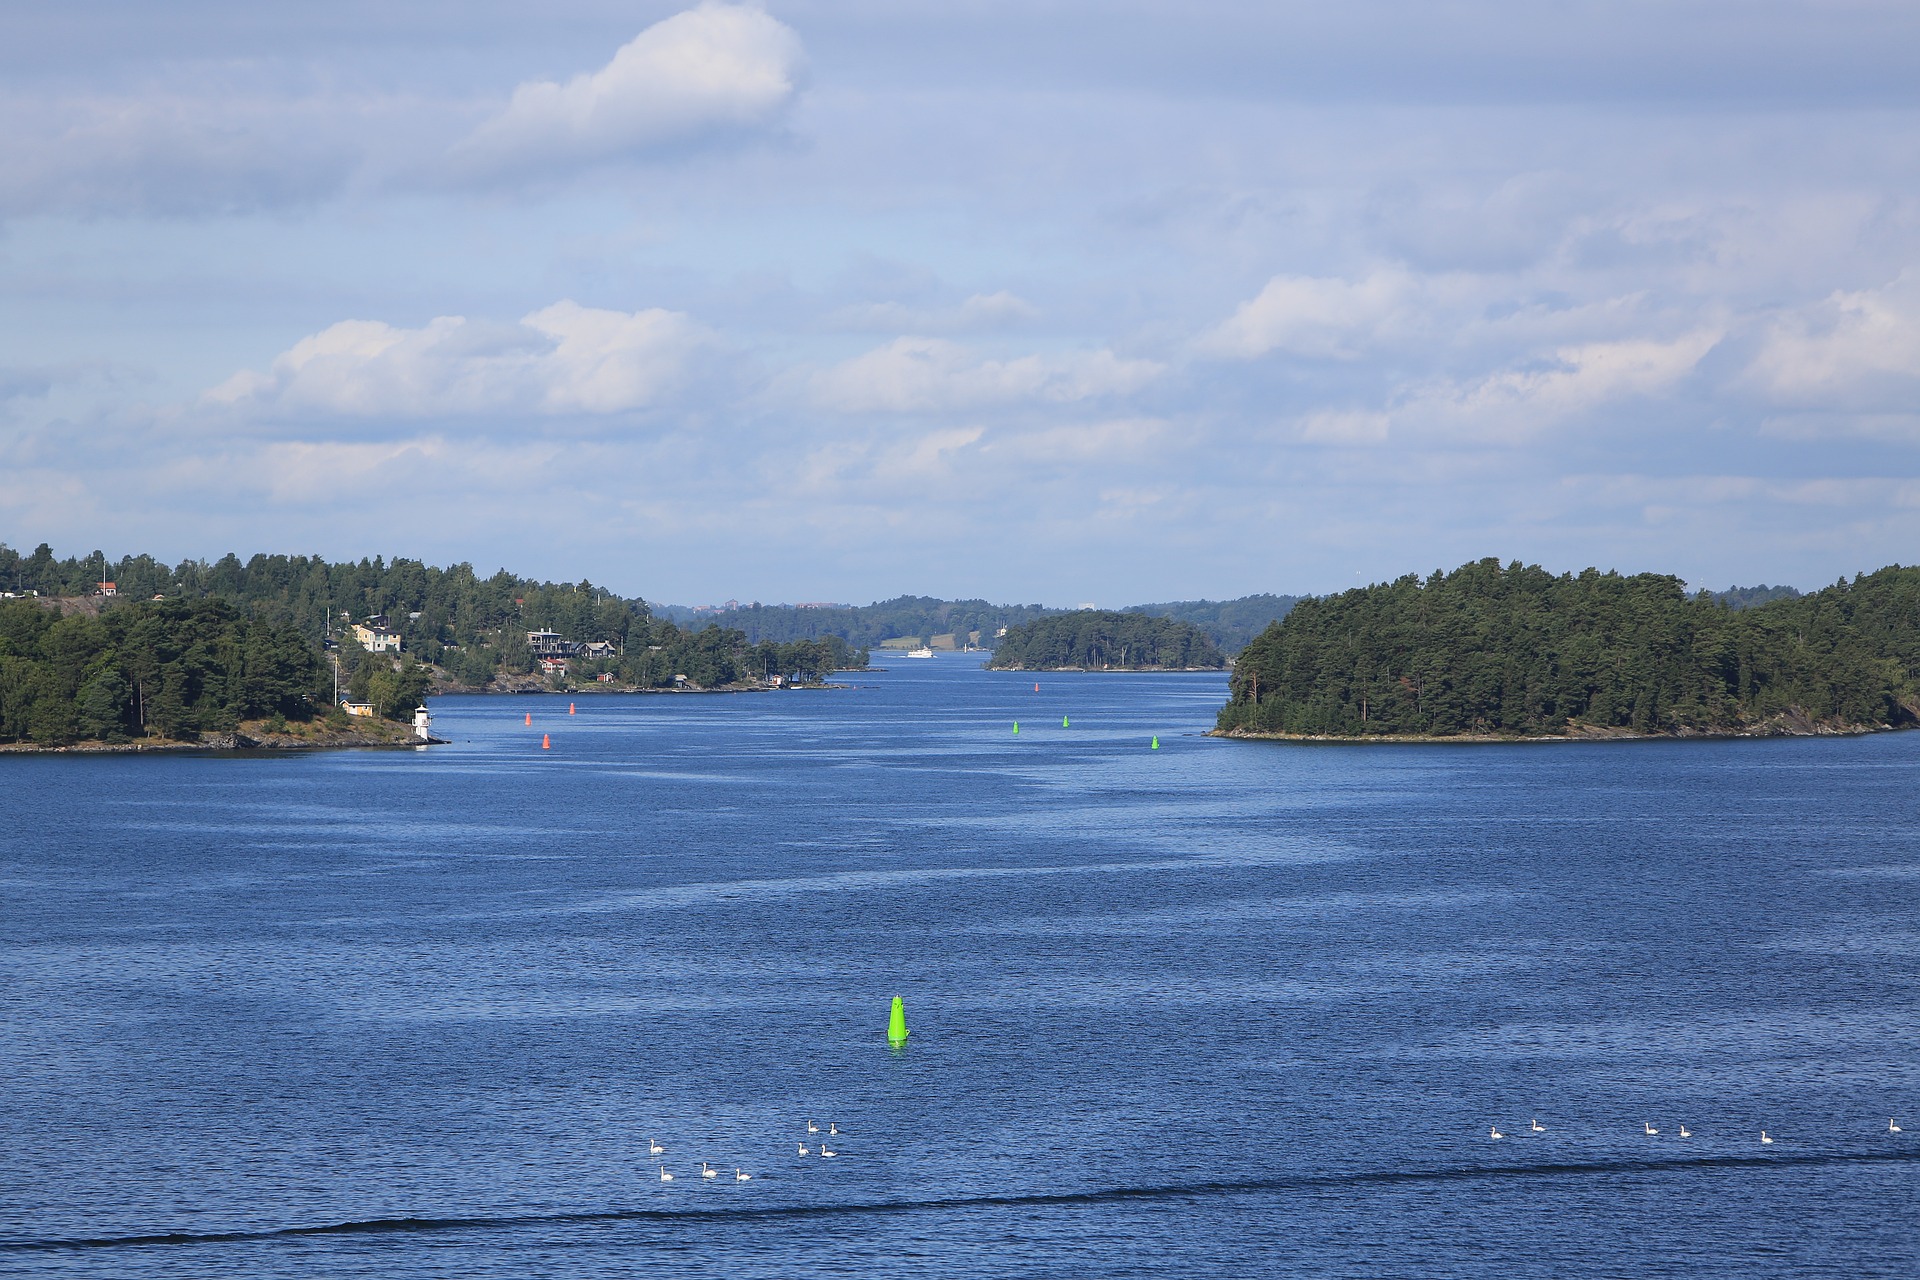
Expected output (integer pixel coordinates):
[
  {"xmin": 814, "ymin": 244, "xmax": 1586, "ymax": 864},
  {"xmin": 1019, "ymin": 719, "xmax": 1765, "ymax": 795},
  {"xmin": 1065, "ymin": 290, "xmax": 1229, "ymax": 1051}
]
[{"xmin": 350, "ymin": 621, "xmax": 401, "ymax": 653}]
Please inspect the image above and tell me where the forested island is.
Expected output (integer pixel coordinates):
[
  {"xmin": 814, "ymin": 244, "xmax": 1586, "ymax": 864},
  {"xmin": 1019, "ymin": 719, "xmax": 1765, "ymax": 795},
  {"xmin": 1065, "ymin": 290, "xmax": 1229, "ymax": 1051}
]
[
  {"xmin": 0, "ymin": 543, "xmax": 869, "ymax": 749},
  {"xmin": 987, "ymin": 611, "xmax": 1227, "ymax": 671},
  {"xmin": 1217, "ymin": 559, "xmax": 1920, "ymax": 740}
]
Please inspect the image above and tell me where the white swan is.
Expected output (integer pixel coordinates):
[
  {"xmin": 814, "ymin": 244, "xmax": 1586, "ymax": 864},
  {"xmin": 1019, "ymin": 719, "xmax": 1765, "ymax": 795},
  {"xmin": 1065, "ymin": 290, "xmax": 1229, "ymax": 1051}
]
[
  {"xmin": 797, "ymin": 1141, "xmax": 810, "ymax": 1156},
  {"xmin": 829, "ymin": 1122, "xmax": 841, "ymax": 1135},
  {"xmin": 1489, "ymin": 1125, "xmax": 1504, "ymax": 1139},
  {"xmin": 1760, "ymin": 1131, "xmax": 1774, "ymax": 1144},
  {"xmin": 807, "ymin": 1120, "xmax": 819, "ymax": 1133},
  {"xmin": 649, "ymin": 1138, "xmax": 664, "ymax": 1155},
  {"xmin": 1679, "ymin": 1125, "xmax": 1691, "ymax": 1138},
  {"xmin": 701, "ymin": 1162, "xmax": 718, "ymax": 1179},
  {"xmin": 659, "ymin": 1165, "xmax": 674, "ymax": 1182},
  {"xmin": 1644, "ymin": 1122, "xmax": 1659, "ymax": 1135},
  {"xmin": 1892, "ymin": 1119, "xmax": 1903, "ymax": 1134},
  {"xmin": 820, "ymin": 1143, "xmax": 838, "ymax": 1157},
  {"xmin": 1530, "ymin": 1118, "xmax": 1545, "ymax": 1133},
  {"xmin": 735, "ymin": 1168, "xmax": 752, "ymax": 1181}
]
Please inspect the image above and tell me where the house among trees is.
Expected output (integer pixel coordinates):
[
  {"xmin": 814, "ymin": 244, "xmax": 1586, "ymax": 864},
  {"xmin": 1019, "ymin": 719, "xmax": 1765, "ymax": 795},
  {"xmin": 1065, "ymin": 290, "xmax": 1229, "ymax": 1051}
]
[
  {"xmin": 528, "ymin": 629, "xmax": 574, "ymax": 657},
  {"xmin": 538, "ymin": 656, "xmax": 569, "ymax": 677},
  {"xmin": 95, "ymin": 581, "xmax": 118, "ymax": 597},
  {"xmin": 351, "ymin": 616, "xmax": 402, "ymax": 653}
]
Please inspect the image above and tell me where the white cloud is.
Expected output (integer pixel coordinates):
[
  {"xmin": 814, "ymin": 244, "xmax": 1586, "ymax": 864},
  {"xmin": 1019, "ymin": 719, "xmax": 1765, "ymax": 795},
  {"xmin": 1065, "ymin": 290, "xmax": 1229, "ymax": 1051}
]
[
  {"xmin": 456, "ymin": 3, "xmax": 804, "ymax": 175},
  {"xmin": 1751, "ymin": 273, "xmax": 1920, "ymax": 409},
  {"xmin": 206, "ymin": 302, "xmax": 707, "ymax": 419},
  {"xmin": 810, "ymin": 337, "xmax": 1162, "ymax": 413},
  {"xmin": 1195, "ymin": 268, "xmax": 1417, "ymax": 359},
  {"xmin": 1430, "ymin": 331, "xmax": 1721, "ymax": 431}
]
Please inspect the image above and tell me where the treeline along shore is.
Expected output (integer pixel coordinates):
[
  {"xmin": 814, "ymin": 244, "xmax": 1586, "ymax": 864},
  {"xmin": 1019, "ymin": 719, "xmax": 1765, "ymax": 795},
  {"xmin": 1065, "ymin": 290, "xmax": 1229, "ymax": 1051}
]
[{"xmin": 1216, "ymin": 558, "xmax": 1920, "ymax": 741}]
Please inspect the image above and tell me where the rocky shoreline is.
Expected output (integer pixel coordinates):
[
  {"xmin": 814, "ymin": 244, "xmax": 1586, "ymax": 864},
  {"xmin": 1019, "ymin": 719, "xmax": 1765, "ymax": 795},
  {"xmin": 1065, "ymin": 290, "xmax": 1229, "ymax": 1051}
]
[
  {"xmin": 0, "ymin": 717, "xmax": 442, "ymax": 755},
  {"xmin": 1211, "ymin": 709, "xmax": 1907, "ymax": 744}
]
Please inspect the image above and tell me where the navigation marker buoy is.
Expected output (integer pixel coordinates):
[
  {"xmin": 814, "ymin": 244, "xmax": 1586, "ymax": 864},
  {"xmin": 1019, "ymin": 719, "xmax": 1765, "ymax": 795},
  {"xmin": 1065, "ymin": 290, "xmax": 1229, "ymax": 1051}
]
[
  {"xmin": 541, "ymin": 733, "xmax": 551, "ymax": 750},
  {"xmin": 1013, "ymin": 721, "xmax": 1019, "ymax": 734},
  {"xmin": 525, "ymin": 712, "xmax": 532, "ymax": 725},
  {"xmin": 1034, "ymin": 683, "xmax": 1039, "ymax": 692},
  {"xmin": 569, "ymin": 702, "xmax": 576, "ymax": 715},
  {"xmin": 887, "ymin": 995, "xmax": 909, "ymax": 1044},
  {"xmin": 1151, "ymin": 736, "xmax": 1159, "ymax": 749},
  {"xmin": 1062, "ymin": 715, "xmax": 1070, "ymax": 728}
]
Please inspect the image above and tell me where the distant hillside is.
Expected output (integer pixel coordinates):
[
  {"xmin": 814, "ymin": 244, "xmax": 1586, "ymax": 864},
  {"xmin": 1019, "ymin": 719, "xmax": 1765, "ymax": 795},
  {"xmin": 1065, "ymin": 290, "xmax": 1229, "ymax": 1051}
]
[
  {"xmin": 1219, "ymin": 559, "xmax": 1920, "ymax": 739},
  {"xmin": 1124, "ymin": 594, "xmax": 1300, "ymax": 652},
  {"xmin": 658, "ymin": 596, "xmax": 1059, "ymax": 649},
  {"xmin": 1713, "ymin": 584, "xmax": 1804, "ymax": 610},
  {"xmin": 987, "ymin": 611, "xmax": 1227, "ymax": 671}
]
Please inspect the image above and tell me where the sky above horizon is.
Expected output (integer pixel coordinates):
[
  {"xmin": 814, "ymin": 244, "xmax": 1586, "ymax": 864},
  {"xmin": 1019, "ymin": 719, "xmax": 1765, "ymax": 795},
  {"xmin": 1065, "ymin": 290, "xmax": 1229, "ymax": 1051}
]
[{"xmin": 4, "ymin": 1, "xmax": 1919, "ymax": 607}]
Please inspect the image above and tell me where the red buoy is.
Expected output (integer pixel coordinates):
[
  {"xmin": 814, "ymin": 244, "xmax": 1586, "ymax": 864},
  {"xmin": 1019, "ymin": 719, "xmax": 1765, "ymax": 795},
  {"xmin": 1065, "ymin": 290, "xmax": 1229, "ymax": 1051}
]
[
  {"xmin": 524, "ymin": 712, "xmax": 532, "ymax": 725},
  {"xmin": 541, "ymin": 733, "xmax": 551, "ymax": 750},
  {"xmin": 569, "ymin": 702, "xmax": 576, "ymax": 715}
]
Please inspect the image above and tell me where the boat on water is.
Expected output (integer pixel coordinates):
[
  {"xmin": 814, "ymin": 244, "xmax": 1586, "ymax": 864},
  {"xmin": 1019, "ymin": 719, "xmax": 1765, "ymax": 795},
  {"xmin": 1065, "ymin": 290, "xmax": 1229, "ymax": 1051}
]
[{"xmin": 905, "ymin": 647, "xmax": 934, "ymax": 658}]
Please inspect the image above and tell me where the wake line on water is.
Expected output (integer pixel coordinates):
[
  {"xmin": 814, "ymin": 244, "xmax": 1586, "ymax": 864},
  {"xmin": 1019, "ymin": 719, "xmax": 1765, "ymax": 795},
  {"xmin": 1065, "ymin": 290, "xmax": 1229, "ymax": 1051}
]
[{"xmin": 7, "ymin": 1148, "xmax": 1916, "ymax": 1253}]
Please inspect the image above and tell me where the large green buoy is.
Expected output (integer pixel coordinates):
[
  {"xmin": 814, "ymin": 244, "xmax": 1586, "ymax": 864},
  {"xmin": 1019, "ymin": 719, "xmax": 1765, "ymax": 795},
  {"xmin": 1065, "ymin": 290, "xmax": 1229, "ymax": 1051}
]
[
  {"xmin": 1151, "ymin": 735, "xmax": 1159, "ymax": 749},
  {"xmin": 887, "ymin": 995, "xmax": 909, "ymax": 1044},
  {"xmin": 1062, "ymin": 714, "xmax": 1070, "ymax": 728},
  {"xmin": 1013, "ymin": 721, "xmax": 1019, "ymax": 734}
]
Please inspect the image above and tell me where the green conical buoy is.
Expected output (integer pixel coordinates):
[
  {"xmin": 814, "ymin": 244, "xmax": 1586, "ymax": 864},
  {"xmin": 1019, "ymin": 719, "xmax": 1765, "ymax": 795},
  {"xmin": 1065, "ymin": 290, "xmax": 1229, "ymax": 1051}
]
[
  {"xmin": 1013, "ymin": 721, "xmax": 1019, "ymax": 734},
  {"xmin": 1062, "ymin": 714, "xmax": 1070, "ymax": 728},
  {"xmin": 887, "ymin": 995, "xmax": 909, "ymax": 1043},
  {"xmin": 1151, "ymin": 735, "xmax": 1159, "ymax": 749}
]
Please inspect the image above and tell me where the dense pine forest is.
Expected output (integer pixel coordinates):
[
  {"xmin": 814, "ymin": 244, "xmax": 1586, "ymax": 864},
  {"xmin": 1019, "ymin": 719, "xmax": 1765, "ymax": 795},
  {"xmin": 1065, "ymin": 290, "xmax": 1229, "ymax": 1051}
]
[
  {"xmin": 988, "ymin": 611, "xmax": 1227, "ymax": 671},
  {"xmin": 1218, "ymin": 559, "xmax": 1920, "ymax": 738},
  {"xmin": 0, "ymin": 597, "xmax": 323, "ymax": 744}
]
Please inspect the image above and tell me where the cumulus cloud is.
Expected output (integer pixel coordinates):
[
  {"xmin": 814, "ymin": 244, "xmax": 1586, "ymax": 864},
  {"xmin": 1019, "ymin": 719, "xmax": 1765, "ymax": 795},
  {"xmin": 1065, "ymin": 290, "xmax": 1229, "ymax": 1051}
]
[
  {"xmin": 456, "ymin": 3, "xmax": 804, "ymax": 176},
  {"xmin": 1750, "ymin": 273, "xmax": 1920, "ymax": 410},
  {"xmin": 1195, "ymin": 268, "xmax": 1418, "ymax": 360},
  {"xmin": 206, "ymin": 301, "xmax": 708, "ymax": 420},
  {"xmin": 810, "ymin": 337, "xmax": 1162, "ymax": 413}
]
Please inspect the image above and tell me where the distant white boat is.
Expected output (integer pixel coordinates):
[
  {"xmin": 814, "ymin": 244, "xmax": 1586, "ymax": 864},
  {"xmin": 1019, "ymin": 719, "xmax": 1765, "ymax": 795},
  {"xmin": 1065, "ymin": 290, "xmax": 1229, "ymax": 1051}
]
[{"xmin": 905, "ymin": 647, "xmax": 934, "ymax": 658}]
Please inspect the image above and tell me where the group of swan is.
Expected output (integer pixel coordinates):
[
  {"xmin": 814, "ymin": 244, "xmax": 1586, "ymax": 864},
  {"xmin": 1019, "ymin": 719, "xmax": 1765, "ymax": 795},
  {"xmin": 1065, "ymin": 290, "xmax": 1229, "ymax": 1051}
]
[
  {"xmin": 649, "ymin": 1141, "xmax": 754, "ymax": 1184},
  {"xmin": 650, "ymin": 1119, "xmax": 848, "ymax": 1185},
  {"xmin": 1491, "ymin": 1118, "xmax": 1906, "ymax": 1144}
]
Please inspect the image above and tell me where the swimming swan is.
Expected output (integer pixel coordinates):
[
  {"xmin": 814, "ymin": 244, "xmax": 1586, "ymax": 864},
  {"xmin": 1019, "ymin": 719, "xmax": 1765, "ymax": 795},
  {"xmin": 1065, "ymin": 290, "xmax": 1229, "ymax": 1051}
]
[
  {"xmin": 1760, "ymin": 1131, "xmax": 1774, "ymax": 1145},
  {"xmin": 1643, "ymin": 1122, "xmax": 1659, "ymax": 1135},
  {"xmin": 797, "ymin": 1142, "xmax": 810, "ymax": 1156},
  {"xmin": 735, "ymin": 1168, "xmax": 752, "ymax": 1181},
  {"xmin": 1530, "ymin": 1118, "xmax": 1545, "ymax": 1133},
  {"xmin": 820, "ymin": 1143, "xmax": 838, "ymax": 1157},
  {"xmin": 1679, "ymin": 1125, "xmax": 1691, "ymax": 1138},
  {"xmin": 649, "ymin": 1138, "xmax": 665, "ymax": 1155},
  {"xmin": 1489, "ymin": 1126, "xmax": 1504, "ymax": 1139},
  {"xmin": 702, "ymin": 1162, "xmax": 718, "ymax": 1179},
  {"xmin": 659, "ymin": 1166, "xmax": 674, "ymax": 1181}
]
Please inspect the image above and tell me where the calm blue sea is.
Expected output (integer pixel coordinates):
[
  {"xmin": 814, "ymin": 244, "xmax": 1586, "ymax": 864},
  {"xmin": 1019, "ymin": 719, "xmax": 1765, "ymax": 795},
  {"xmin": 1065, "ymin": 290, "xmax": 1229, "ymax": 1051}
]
[{"xmin": 2, "ymin": 653, "xmax": 1917, "ymax": 1278}]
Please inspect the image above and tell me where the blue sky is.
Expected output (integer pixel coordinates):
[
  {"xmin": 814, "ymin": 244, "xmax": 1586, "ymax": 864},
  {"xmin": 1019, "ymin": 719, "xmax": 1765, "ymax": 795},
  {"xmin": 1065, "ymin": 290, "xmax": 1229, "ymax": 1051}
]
[{"xmin": 3, "ymin": 1, "xmax": 1918, "ymax": 605}]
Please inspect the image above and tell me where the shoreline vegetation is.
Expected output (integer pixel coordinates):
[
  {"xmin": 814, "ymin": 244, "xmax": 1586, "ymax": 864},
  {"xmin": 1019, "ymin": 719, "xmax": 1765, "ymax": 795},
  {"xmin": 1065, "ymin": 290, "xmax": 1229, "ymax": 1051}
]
[
  {"xmin": 1216, "ymin": 559, "xmax": 1920, "ymax": 743},
  {"xmin": 0, "ymin": 543, "xmax": 872, "ymax": 751}
]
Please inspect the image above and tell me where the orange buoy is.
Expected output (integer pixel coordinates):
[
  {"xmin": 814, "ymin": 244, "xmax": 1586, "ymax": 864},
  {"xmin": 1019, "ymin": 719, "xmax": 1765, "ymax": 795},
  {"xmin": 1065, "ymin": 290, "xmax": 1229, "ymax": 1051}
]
[
  {"xmin": 541, "ymin": 733, "xmax": 551, "ymax": 750},
  {"xmin": 524, "ymin": 712, "xmax": 532, "ymax": 725},
  {"xmin": 569, "ymin": 702, "xmax": 576, "ymax": 715}
]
